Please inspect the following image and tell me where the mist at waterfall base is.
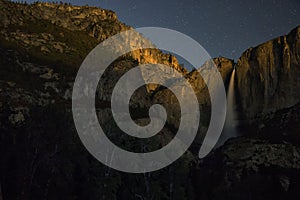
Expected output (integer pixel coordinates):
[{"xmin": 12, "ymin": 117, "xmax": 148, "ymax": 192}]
[{"xmin": 216, "ymin": 68, "xmax": 239, "ymax": 147}]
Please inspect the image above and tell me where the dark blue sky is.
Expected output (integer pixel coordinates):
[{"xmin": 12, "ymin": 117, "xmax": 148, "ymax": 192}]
[{"xmin": 23, "ymin": 0, "xmax": 299, "ymax": 60}]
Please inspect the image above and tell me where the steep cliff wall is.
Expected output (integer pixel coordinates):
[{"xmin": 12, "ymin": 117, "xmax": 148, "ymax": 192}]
[
  {"xmin": 236, "ymin": 26, "xmax": 300, "ymax": 120},
  {"xmin": 1, "ymin": 1, "xmax": 300, "ymax": 199},
  {"xmin": 0, "ymin": 0, "xmax": 186, "ymax": 77}
]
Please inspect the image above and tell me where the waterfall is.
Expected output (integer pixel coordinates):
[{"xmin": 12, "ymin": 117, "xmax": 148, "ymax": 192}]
[
  {"xmin": 217, "ymin": 68, "xmax": 238, "ymax": 146},
  {"xmin": 226, "ymin": 69, "xmax": 236, "ymax": 128}
]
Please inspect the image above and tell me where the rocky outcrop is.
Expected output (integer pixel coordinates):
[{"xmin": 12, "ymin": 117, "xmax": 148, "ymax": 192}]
[
  {"xmin": 1, "ymin": 1, "xmax": 300, "ymax": 199},
  {"xmin": 0, "ymin": 0, "xmax": 187, "ymax": 95},
  {"xmin": 153, "ymin": 57, "xmax": 234, "ymax": 107},
  {"xmin": 194, "ymin": 137, "xmax": 300, "ymax": 199},
  {"xmin": 236, "ymin": 26, "xmax": 300, "ymax": 120},
  {"xmin": 0, "ymin": 1, "xmax": 212, "ymax": 199},
  {"xmin": 187, "ymin": 57, "xmax": 234, "ymax": 103},
  {"xmin": 152, "ymin": 57, "xmax": 234, "ymax": 145},
  {"xmin": 0, "ymin": 0, "xmax": 125, "ymax": 41},
  {"xmin": 253, "ymin": 101, "xmax": 300, "ymax": 144}
]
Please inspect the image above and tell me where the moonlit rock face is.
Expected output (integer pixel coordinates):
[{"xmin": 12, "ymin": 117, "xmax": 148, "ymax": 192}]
[{"xmin": 236, "ymin": 26, "xmax": 300, "ymax": 120}]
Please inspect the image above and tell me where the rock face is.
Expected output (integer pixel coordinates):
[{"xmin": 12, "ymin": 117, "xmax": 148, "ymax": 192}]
[
  {"xmin": 188, "ymin": 57, "xmax": 234, "ymax": 104},
  {"xmin": 0, "ymin": 0, "xmax": 186, "ymax": 76},
  {"xmin": 0, "ymin": 0, "xmax": 234, "ymax": 145},
  {"xmin": 0, "ymin": 0, "xmax": 126, "ymax": 41},
  {"xmin": 194, "ymin": 138, "xmax": 300, "ymax": 200},
  {"xmin": 236, "ymin": 26, "xmax": 300, "ymax": 120},
  {"xmin": 1, "ymin": 0, "xmax": 300, "ymax": 199},
  {"xmin": 254, "ymin": 101, "xmax": 300, "ymax": 144},
  {"xmin": 152, "ymin": 57, "xmax": 234, "ymax": 130},
  {"xmin": 0, "ymin": 1, "xmax": 234, "ymax": 199}
]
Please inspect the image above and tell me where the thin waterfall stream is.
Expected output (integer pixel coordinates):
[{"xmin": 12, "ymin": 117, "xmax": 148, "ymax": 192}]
[{"xmin": 217, "ymin": 68, "xmax": 239, "ymax": 146}]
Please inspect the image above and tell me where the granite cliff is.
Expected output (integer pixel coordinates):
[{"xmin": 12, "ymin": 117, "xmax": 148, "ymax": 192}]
[
  {"xmin": 194, "ymin": 138, "xmax": 300, "ymax": 200},
  {"xmin": 236, "ymin": 26, "xmax": 300, "ymax": 121},
  {"xmin": 0, "ymin": 0, "xmax": 300, "ymax": 199},
  {"xmin": 0, "ymin": 0, "xmax": 186, "ymax": 77},
  {"xmin": 0, "ymin": 1, "xmax": 233, "ymax": 199}
]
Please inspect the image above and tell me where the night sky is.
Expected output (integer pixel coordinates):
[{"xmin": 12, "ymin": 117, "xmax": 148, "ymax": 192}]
[{"xmin": 23, "ymin": 0, "xmax": 299, "ymax": 61}]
